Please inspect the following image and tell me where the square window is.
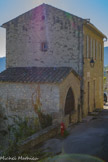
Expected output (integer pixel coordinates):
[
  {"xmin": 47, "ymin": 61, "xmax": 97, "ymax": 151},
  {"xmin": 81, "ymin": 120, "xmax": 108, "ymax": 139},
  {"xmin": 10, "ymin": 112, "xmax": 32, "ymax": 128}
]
[{"xmin": 41, "ymin": 42, "xmax": 48, "ymax": 51}]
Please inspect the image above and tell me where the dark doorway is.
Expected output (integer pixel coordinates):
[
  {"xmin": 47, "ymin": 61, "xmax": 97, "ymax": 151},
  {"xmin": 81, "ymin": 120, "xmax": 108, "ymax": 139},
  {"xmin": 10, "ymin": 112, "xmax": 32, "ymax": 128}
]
[
  {"xmin": 88, "ymin": 82, "xmax": 90, "ymax": 113},
  {"xmin": 93, "ymin": 80, "xmax": 95, "ymax": 110},
  {"xmin": 64, "ymin": 87, "xmax": 75, "ymax": 123}
]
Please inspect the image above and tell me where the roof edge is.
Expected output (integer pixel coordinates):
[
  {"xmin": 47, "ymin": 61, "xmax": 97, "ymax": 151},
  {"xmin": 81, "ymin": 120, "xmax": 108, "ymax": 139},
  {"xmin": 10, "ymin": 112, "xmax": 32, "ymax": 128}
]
[
  {"xmin": 84, "ymin": 21, "xmax": 107, "ymax": 39},
  {"xmin": 58, "ymin": 69, "xmax": 81, "ymax": 84},
  {"xmin": 1, "ymin": 3, "xmax": 46, "ymax": 28},
  {"xmin": 2, "ymin": 3, "xmax": 84, "ymax": 28}
]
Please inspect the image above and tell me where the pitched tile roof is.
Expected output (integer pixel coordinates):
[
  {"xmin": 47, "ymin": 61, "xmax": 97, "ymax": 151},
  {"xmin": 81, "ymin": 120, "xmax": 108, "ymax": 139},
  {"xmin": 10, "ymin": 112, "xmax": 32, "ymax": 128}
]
[{"xmin": 0, "ymin": 67, "xmax": 80, "ymax": 83}]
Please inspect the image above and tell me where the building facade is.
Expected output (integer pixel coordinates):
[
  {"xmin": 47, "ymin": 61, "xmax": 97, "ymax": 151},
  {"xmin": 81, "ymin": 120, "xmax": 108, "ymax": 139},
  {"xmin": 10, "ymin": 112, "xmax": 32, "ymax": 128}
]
[
  {"xmin": 0, "ymin": 67, "xmax": 81, "ymax": 131},
  {"xmin": 0, "ymin": 4, "xmax": 106, "ymax": 129},
  {"xmin": 3, "ymin": 4, "xmax": 84, "ymax": 75},
  {"xmin": 83, "ymin": 23, "xmax": 106, "ymax": 116}
]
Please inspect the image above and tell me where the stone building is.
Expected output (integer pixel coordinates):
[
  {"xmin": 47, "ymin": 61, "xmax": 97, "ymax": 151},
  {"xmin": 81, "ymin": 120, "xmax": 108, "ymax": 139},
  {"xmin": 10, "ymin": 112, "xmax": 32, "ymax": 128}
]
[
  {"xmin": 0, "ymin": 67, "xmax": 80, "ymax": 128},
  {"xmin": 0, "ymin": 4, "xmax": 107, "ymax": 128},
  {"xmin": 83, "ymin": 23, "xmax": 107, "ymax": 115}
]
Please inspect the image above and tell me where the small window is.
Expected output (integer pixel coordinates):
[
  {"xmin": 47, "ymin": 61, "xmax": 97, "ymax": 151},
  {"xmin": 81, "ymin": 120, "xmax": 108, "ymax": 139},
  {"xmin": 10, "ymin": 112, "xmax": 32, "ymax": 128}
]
[
  {"xmin": 95, "ymin": 41, "xmax": 98, "ymax": 60},
  {"xmin": 41, "ymin": 42, "xmax": 48, "ymax": 51},
  {"xmin": 90, "ymin": 37, "xmax": 93, "ymax": 58},
  {"xmin": 93, "ymin": 39, "xmax": 95, "ymax": 59},
  {"xmin": 86, "ymin": 35, "xmax": 89, "ymax": 58},
  {"xmin": 99, "ymin": 44, "xmax": 102, "ymax": 60},
  {"xmin": 42, "ymin": 15, "xmax": 45, "ymax": 20}
]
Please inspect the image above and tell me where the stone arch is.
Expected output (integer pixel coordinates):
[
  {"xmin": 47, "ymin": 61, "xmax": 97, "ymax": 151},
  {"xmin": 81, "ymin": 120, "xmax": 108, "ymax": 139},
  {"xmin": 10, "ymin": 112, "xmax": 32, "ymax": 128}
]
[{"xmin": 64, "ymin": 87, "xmax": 75, "ymax": 123}]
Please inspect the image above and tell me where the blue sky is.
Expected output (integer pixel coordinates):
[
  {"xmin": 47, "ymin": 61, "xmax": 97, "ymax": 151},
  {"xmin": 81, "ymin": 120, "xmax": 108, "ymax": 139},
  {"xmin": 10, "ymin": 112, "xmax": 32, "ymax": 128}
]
[{"xmin": 0, "ymin": 0, "xmax": 108, "ymax": 57}]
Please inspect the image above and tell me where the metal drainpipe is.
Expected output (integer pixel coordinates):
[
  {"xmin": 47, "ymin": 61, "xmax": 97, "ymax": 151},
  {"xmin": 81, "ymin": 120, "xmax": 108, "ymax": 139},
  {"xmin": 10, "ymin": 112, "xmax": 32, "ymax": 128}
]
[{"xmin": 81, "ymin": 21, "xmax": 85, "ymax": 118}]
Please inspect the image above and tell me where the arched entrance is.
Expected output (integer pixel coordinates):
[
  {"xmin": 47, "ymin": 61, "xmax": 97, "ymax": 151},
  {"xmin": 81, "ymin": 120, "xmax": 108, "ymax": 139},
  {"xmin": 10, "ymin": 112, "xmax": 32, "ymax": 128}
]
[{"xmin": 64, "ymin": 87, "xmax": 75, "ymax": 123}]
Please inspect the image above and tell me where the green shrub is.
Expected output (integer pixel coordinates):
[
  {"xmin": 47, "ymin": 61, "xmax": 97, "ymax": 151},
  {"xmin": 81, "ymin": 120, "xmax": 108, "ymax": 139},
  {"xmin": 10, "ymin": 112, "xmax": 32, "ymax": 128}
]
[
  {"xmin": 8, "ymin": 117, "xmax": 40, "ymax": 143},
  {"xmin": 39, "ymin": 112, "xmax": 52, "ymax": 129},
  {"xmin": 63, "ymin": 129, "xmax": 69, "ymax": 138}
]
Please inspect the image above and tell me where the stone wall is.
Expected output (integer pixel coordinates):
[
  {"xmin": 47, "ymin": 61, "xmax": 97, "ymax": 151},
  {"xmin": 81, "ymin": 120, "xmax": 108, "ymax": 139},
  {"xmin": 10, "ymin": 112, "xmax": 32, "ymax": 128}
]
[
  {"xmin": 0, "ymin": 71, "xmax": 81, "ymax": 129},
  {"xmin": 3, "ymin": 4, "xmax": 84, "ymax": 76},
  {"xmin": 19, "ymin": 124, "xmax": 60, "ymax": 153},
  {"xmin": 0, "ymin": 82, "xmax": 60, "ymax": 127},
  {"xmin": 45, "ymin": 5, "xmax": 83, "ymax": 75}
]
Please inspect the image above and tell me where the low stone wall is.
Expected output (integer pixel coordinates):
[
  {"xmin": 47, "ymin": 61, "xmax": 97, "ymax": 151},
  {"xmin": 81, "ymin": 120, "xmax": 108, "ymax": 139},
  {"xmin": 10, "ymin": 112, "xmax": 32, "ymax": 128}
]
[{"xmin": 19, "ymin": 124, "xmax": 60, "ymax": 153}]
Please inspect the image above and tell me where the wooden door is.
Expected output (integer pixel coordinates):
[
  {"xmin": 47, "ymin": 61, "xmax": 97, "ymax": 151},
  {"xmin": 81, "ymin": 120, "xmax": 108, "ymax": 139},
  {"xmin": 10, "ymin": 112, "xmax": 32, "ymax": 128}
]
[
  {"xmin": 88, "ymin": 82, "xmax": 90, "ymax": 113},
  {"xmin": 65, "ymin": 88, "xmax": 75, "ymax": 123}
]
